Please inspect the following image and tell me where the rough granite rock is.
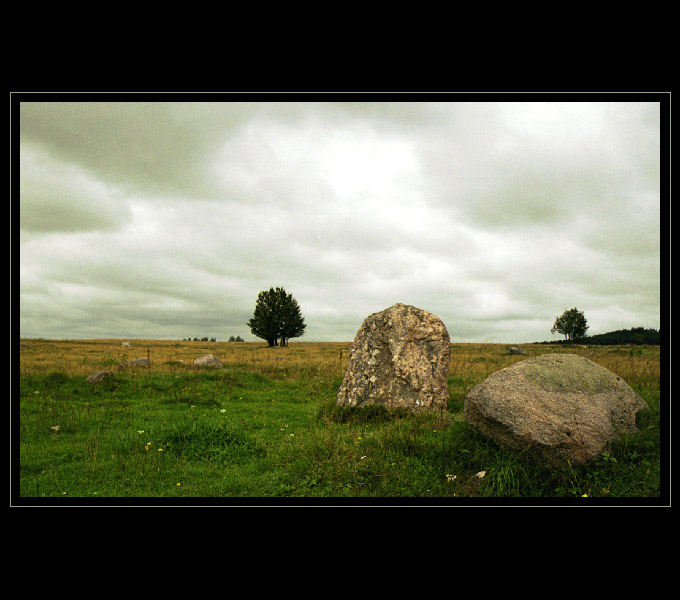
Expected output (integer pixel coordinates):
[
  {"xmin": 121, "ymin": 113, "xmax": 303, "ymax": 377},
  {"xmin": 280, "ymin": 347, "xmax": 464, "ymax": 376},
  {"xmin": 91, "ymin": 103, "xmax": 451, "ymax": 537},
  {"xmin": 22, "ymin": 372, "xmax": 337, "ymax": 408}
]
[
  {"xmin": 86, "ymin": 370, "xmax": 114, "ymax": 383},
  {"xmin": 464, "ymin": 353, "xmax": 648, "ymax": 468},
  {"xmin": 193, "ymin": 353, "xmax": 224, "ymax": 368},
  {"xmin": 337, "ymin": 303, "xmax": 451, "ymax": 412}
]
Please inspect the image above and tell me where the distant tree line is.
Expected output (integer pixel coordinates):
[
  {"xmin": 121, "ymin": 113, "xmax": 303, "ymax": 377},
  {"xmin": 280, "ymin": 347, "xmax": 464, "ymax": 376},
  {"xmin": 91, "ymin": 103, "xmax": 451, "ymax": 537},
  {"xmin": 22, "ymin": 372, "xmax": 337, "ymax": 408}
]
[
  {"xmin": 583, "ymin": 327, "xmax": 660, "ymax": 345},
  {"xmin": 538, "ymin": 327, "xmax": 660, "ymax": 345}
]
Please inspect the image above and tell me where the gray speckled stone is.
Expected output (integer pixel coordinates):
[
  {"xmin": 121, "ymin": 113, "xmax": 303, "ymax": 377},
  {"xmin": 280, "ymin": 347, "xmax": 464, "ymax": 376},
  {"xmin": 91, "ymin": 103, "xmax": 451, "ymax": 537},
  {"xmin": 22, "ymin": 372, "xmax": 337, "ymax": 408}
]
[
  {"xmin": 192, "ymin": 354, "xmax": 223, "ymax": 368},
  {"xmin": 337, "ymin": 303, "xmax": 450, "ymax": 412}
]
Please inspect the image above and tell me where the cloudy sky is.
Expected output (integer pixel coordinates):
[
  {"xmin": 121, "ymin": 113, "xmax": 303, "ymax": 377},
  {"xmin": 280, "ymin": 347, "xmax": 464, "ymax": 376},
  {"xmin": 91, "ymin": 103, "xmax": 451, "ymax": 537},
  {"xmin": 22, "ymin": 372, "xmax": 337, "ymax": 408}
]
[{"xmin": 16, "ymin": 95, "xmax": 663, "ymax": 343}]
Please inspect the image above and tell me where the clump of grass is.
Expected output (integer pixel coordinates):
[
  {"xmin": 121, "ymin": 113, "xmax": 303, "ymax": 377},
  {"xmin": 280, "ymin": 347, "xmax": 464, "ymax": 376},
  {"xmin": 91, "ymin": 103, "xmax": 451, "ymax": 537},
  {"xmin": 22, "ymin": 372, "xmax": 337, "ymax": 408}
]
[
  {"xmin": 163, "ymin": 417, "xmax": 264, "ymax": 463},
  {"xmin": 315, "ymin": 401, "xmax": 411, "ymax": 425}
]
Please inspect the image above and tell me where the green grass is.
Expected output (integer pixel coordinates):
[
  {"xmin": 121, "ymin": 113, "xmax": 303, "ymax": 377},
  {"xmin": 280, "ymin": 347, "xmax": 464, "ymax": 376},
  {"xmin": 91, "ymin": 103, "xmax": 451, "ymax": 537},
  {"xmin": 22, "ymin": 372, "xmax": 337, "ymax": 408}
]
[{"xmin": 15, "ymin": 342, "xmax": 663, "ymax": 503}]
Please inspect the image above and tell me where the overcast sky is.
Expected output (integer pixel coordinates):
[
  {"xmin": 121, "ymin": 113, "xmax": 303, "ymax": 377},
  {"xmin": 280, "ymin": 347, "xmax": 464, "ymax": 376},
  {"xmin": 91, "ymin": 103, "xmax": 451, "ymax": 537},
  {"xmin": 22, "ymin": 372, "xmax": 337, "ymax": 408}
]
[{"xmin": 16, "ymin": 95, "xmax": 663, "ymax": 343}]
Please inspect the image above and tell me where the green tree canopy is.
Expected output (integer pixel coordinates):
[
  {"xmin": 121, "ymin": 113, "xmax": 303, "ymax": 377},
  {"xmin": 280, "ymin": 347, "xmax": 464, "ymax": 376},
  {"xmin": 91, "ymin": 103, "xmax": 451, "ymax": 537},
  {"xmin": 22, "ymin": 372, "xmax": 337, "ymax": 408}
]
[
  {"xmin": 552, "ymin": 307, "xmax": 589, "ymax": 342},
  {"xmin": 246, "ymin": 287, "xmax": 306, "ymax": 347}
]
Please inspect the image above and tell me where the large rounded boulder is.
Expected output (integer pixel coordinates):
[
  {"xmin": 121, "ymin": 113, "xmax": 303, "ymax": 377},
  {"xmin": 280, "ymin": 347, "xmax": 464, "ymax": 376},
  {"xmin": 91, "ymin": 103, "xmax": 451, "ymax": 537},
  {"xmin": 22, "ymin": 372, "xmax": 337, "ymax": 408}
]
[
  {"xmin": 337, "ymin": 303, "xmax": 451, "ymax": 412},
  {"xmin": 464, "ymin": 353, "xmax": 648, "ymax": 468}
]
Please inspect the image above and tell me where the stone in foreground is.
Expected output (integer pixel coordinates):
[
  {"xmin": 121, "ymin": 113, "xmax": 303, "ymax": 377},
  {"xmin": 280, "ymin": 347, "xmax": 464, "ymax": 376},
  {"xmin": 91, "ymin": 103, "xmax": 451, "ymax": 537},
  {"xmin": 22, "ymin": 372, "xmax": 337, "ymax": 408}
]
[
  {"xmin": 337, "ymin": 303, "xmax": 451, "ymax": 412},
  {"xmin": 193, "ymin": 354, "xmax": 224, "ymax": 368},
  {"xmin": 464, "ymin": 353, "xmax": 648, "ymax": 468}
]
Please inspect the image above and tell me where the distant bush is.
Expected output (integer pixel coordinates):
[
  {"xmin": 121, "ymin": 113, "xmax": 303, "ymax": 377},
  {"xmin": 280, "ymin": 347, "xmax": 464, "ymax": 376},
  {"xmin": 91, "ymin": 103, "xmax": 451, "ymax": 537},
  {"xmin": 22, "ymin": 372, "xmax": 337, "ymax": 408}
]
[{"xmin": 228, "ymin": 336, "xmax": 244, "ymax": 342}]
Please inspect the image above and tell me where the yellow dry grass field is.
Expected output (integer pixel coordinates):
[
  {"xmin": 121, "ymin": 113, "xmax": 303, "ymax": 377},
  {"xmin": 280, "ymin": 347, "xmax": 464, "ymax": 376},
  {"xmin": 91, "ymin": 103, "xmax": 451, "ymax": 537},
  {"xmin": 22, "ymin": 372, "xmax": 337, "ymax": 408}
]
[{"xmin": 18, "ymin": 338, "xmax": 660, "ymax": 392}]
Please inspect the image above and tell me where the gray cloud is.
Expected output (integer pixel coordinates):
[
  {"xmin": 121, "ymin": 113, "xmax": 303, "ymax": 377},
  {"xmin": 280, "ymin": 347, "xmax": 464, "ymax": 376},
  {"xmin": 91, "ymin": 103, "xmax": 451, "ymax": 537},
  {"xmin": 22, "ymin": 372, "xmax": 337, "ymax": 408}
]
[
  {"xmin": 20, "ymin": 102, "xmax": 280, "ymax": 202},
  {"xmin": 19, "ymin": 143, "xmax": 132, "ymax": 234},
  {"xmin": 17, "ymin": 96, "xmax": 662, "ymax": 343}
]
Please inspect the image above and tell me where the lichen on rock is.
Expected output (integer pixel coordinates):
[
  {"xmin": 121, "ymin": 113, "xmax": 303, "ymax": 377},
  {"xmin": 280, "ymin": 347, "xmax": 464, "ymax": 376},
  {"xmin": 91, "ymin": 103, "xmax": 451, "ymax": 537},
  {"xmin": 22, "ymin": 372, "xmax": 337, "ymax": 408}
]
[{"xmin": 337, "ymin": 303, "xmax": 451, "ymax": 412}]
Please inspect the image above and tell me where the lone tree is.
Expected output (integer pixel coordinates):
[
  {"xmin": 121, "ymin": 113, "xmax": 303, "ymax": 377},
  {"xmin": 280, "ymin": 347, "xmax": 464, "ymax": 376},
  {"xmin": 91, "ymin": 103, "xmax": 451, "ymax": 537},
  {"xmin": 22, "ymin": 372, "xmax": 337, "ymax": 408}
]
[
  {"xmin": 552, "ymin": 307, "xmax": 589, "ymax": 342},
  {"xmin": 247, "ymin": 287, "xmax": 306, "ymax": 347}
]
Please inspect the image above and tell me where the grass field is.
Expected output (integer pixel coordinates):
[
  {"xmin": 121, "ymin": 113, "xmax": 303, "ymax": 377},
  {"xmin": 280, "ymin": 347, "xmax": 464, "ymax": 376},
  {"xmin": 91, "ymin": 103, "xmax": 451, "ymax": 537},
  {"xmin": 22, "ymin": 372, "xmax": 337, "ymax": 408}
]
[{"xmin": 15, "ymin": 339, "xmax": 663, "ymax": 503}]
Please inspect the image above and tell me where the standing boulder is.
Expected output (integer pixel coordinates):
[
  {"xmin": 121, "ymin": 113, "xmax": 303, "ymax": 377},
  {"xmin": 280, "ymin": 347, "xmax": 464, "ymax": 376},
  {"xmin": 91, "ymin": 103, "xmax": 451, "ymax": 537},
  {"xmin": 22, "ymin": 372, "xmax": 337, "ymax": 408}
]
[
  {"xmin": 337, "ymin": 303, "xmax": 451, "ymax": 412},
  {"xmin": 193, "ymin": 354, "xmax": 224, "ymax": 368},
  {"xmin": 464, "ymin": 353, "xmax": 648, "ymax": 468}
]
